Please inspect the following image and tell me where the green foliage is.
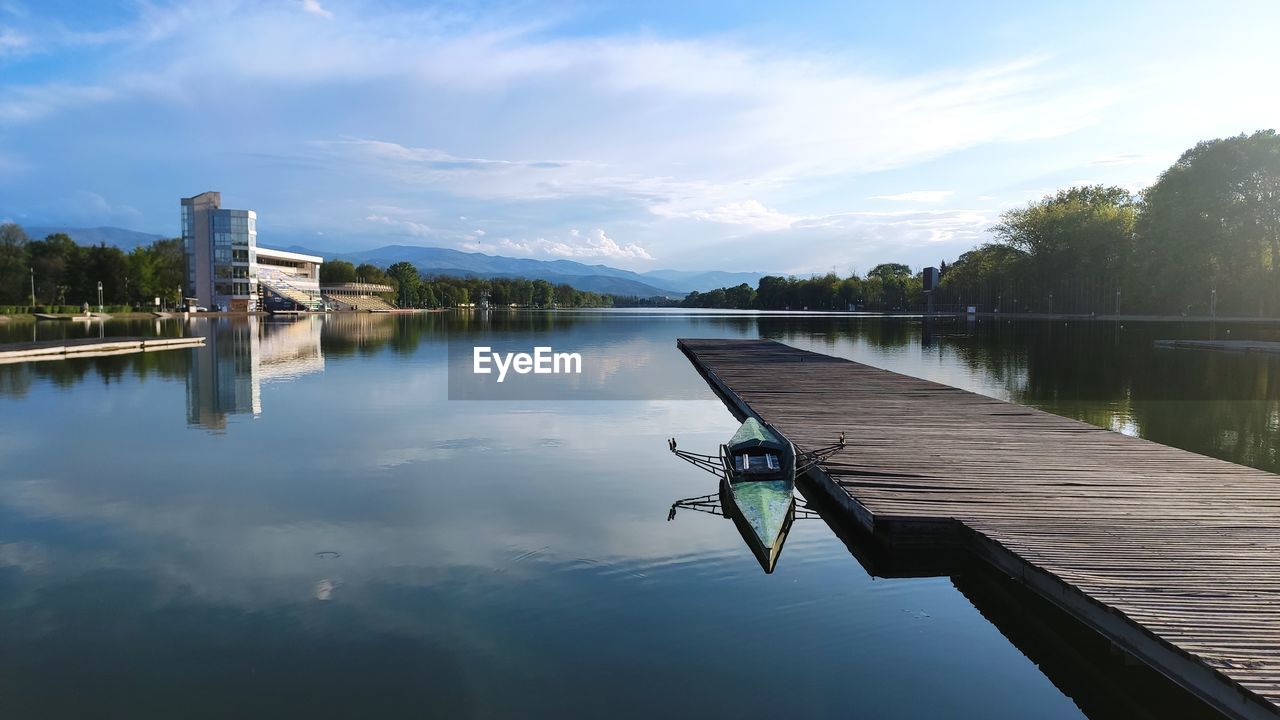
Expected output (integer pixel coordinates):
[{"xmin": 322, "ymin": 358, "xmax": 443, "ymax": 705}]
[
  {"xmin": 320, "ymin": 259, "xmax": 357, "ymax": 283},
  {"xmin": 1135, "ymin": 130, "xmax": 1280, "ymax": 315},
  {"xmin": 686, "ymin": 133, "xmax": 1278, "ymax": 317},
  {"xmin": 684, "ymin": 269, "xmax": 919, "ymax": 311},
  {"xmin": 386, "ymin": 261, "xmax": 420, "ymax": 307},
  {"xmin": 0, "ymin": 223, "xmax": 30, "ymax": 304},
  {"xmin": 5, "ymin": 131, "xmax": 1275, "ymax": 318},
  {"xmin": 1, "ymin": 226, "xmax": 185, "ymax": 308},
  {"xmin": 354, "ymin": 263, "xmax": 390, "ymax": 285},
  {"xmin": 993, "ymin": 185, "xmax": 1136, "ymax": 283},
  {"xmin": 937, "ymin": 244, "xmax": 1029, "ymax": 304}
]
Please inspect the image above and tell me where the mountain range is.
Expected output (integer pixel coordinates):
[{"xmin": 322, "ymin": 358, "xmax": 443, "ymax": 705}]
[
  {"xmin": 26, "ymin": 226, "xmax": 764, "ymax": 296},
  {"xmin": 289, "ymin": 244, "xmax": 763, "ymax": 297},
  {"xmin": 25, "ymin": 226, "xmax": 166, "ymax": 251}
]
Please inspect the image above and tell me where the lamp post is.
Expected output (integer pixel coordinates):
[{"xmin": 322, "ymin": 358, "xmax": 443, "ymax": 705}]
[
  {"xmin": 29, "ymin": 267, "xmax": 35, "ymax": 307},
  {"xmin": 97, "ymin": 281, "xmax": 103, "ymax": 312}
]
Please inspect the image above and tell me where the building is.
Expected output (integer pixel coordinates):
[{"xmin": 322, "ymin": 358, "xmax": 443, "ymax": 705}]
[
  {"xmin": 257, "ymin": 247, "xmax": 325, "ymax": 311},
  {"xmin": 181, "ymin": 191, "xmax": 324, "ymax": 312}
]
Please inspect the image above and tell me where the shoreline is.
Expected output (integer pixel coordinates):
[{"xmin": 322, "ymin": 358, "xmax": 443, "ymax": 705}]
[
  {"xmin": 0, "ymin": 309, "xmax": 452, "ymax": 323},
  {"xmin": 4, "ymin": 308, "xmax": 1278, "ymax": 324}
]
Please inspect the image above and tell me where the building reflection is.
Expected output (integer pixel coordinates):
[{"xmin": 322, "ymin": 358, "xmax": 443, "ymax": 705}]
[{"xmin": 185, "ymin": 315, "xmax": 325, "ymax": 430}]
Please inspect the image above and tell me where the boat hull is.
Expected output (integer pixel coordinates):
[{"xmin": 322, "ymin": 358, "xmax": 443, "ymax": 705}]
[{"xmin": 720, "ymin": 476, "xmax": 796, "ymax": 573}]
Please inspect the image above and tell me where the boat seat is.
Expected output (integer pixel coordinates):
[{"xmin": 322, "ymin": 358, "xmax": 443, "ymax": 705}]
[{"xmin": 734, "ymin": 452, "xmax": 780, "ymax": 474}]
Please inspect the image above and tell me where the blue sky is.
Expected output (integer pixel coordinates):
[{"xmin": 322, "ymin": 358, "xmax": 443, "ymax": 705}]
[{"xmin": 1, "ymin": 1, "xmax": 1278, "ymax": 273}]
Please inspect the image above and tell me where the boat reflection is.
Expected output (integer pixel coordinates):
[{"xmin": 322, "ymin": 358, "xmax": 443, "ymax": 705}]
[{"xmin": 667, "ymin": 487, "xmax": 821, "ymax": 573}]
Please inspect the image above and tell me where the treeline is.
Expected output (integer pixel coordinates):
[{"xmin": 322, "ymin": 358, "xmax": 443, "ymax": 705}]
[
  {"xmin": 683, "ymin": 263, "xmax": 920, "ymax": 310},
  {"xmin": 686, "ymin": 130, "xmax": 1280, "ymax": 317},
  {"xmin": 0, "ymin": 225, "xmax": 185, "ymax": 308},
  {"xmin": 324, "ymin": 259, "xmax": 614, "ymax": 308}
]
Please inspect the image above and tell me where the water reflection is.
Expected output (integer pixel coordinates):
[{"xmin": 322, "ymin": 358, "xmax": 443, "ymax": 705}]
[
  {"xmin": 185, "ymin": 316, "xmax": 325, "ymax": 430},
  {"xmin": 5, "ymin": 312, "xmax": 1280, "ymax": 469},
  {"xmin": 3, "ymin": 311, "xmax": 1274, "ymax": 717},
  {"xmin": 667, "ymin": 488, "xmax": 828, "ymax": 573},
  {"xmin": 808, "ymin": 486, "xmax": 1222, "ymax": 720}
]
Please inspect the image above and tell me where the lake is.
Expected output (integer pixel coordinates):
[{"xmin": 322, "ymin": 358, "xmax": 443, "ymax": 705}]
[{"xmin": 1, "ymin": 310, "xmax": 1273, "ymax": 718}]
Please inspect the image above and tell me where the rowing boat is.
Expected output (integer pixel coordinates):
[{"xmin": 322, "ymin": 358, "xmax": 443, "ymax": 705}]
[
  {"xmin": 719, "ymin": 418, "xmax": 796, "ymax": 572},
  {"xmin": 669, "ymin": 417, "xmax": 843, "ymax": 573}
]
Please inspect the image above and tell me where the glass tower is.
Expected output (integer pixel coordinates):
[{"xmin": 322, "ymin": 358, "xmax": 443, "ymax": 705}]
[{"xmin": 181, "ymin": 192, "xmax": 259, "ymax": 311}]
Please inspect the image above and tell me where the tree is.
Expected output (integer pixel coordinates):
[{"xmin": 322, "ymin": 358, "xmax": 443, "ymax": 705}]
[
  {"xmin": 78, "ymin": 244, "xmax": 129, "ymax": 305},
  {"xmin": 866, "ymin": 264, "xmax": 914, "ymax": 309},
  {"xmin": 149, "ymin": 238, "xmax": 186, "ymax": 307},
  {"xmin": 386, "ymin": 261, "xmax": 421, "ymax": 307},
  {"xmin": 532, "ymin": 279, "xmax": 554, "ymax": 307},
  {"xmin": 123, "ymin": 238, "xmax": 184, "ymax": 308},
  {"xmin": 755, "ymin": 275, "xmax": 795, "ymax": 309},
  {"xmin": 837, "ymin": 276, "xmax": 864, "ymax": 309},
  {"xmin": 28, "ymin": 232, "xmax": 79, "ymax": 305},
  {"xmin": 320, "ymin": 260, "xmax": 357, "ymax": 284},
  {"xmin": 938, "ymin": 244, "xmax": 1029, "ymax": 310},
  {"xmin": 1136, "ymin": 131, "xmax": 1280, "ymax": 315},
  {"xmin": 127, "ymin": 246, "xmax": 157, "ymax": 306},
  {"xmin": 724, "ymin": 282, "xmax": 756, "ymax": 309},
  {"xmin": 0, "ymin": 223, "xmax": 30, "ymax": 304},
  {"xmin": 994, "ymin": 185, "xmax": 1136, "ymax": 282},
  {"xmin": 354, "ymin": 263, "xmax": 390, "ymax": 285},
  {"xmin": 421, "ymin": 283, "xmax": 439, "ymax": 308}
]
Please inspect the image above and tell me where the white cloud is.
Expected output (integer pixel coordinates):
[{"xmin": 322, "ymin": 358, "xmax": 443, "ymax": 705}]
[
  {"xmin": 500, "ymin": 228, "xmax": 652, "ymax": 261},
  {"xmin": 0, "ymin": 27, "xmax": 27, "ymax": 54},
  {"xmin": 40, "ymin": 191, "xmax": 144, "ymax": 228},
  {"xmin": 301, "ymin": 0, "xmax": 333, "ymax": 20},
  {"xmin": 869, "ymin": 190, "xmax": 955, "ymax": 202},
  {"xmin": 366, "ymin": 214, "xmax": 433, "ymax": 238},
  {"xmin": 653, "ymin": 199, "xmax": 798, "ymax": 231},
  {"xmin": 1091, "ymin": 153, "xmax": 1156, "ymax": 166},
  {"xmin": 9, "ymin": 1, "xmax": 1272, "ymax": 271},
  {"xmin": 0, "ymin": 83, "xmax": 113, "ymax": 122},
  {"xmin": 735, "ymin": 208, "xmax": 994, "ymax": 274}
]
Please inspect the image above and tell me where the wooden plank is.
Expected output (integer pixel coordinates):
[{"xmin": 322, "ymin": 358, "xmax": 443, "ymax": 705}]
[{"xmin": 678, "ymin": 338, "xmax": 1280, "ymax": 720}]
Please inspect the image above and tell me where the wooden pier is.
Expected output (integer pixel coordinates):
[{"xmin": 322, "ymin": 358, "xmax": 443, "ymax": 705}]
[
  {"xmin": 679, "ymin": 338, "xmax": 1280, "ymax": 720},
  {"xmin": 1156, "ymin": 339, "xmax": 1280, "ymax": 355},
  {"xmin": 0, "ymin": 336, "xmax": 205, "ymax": 364}
]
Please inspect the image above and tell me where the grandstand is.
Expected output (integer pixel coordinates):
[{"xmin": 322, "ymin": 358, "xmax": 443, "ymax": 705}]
[
  {"xmin": 260, "ymin": 275, "xmax": 326, "ymax": 311},
  {"xmin": 321, "ymin": 282, "xmax": 398, "ymax": 312},
  {"xmin": 257, "ymin": 248, "xmax": 326, "ymax": 312}
]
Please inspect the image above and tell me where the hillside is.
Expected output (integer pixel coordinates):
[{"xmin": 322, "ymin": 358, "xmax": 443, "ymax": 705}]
[{"xmin": 24, "ymin": 226, "xmax": 166, "ymax": 250}]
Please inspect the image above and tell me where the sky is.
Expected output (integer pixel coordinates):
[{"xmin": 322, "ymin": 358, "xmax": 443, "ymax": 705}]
[{"xmin": 0, "ymin": 0, "xmax": 1278, "ymax": 274}]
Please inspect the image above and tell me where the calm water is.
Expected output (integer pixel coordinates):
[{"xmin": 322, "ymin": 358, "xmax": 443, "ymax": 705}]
[{"xmin": 1, "ymin": 311, "xmax": 1275, "ymax": 718}]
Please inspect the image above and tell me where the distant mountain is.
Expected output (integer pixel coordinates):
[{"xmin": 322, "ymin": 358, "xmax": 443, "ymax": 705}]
[
  {"xmin": 640, "ymin": 269, "xmax": 765, "ymax": 293},
  {"xmin": 24, "ymin": 226, "xmax": 166, "ymax": 250},
  {"xmin": 32, "ymin": 228, "xmax": 757, "ymax": 298},
  {"xmin": 295, "ymin": 244, "xmax": 688, "ymax": 298}
]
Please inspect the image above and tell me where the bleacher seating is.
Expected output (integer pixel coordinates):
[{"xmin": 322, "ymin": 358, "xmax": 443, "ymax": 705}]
[
  {"xmin": 260, "ymin": 277, "xmax": 325, "ymax": 311},
  {"xmin": 322, "ymin": 294, "xmax": 398, "ymax": 312}
]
